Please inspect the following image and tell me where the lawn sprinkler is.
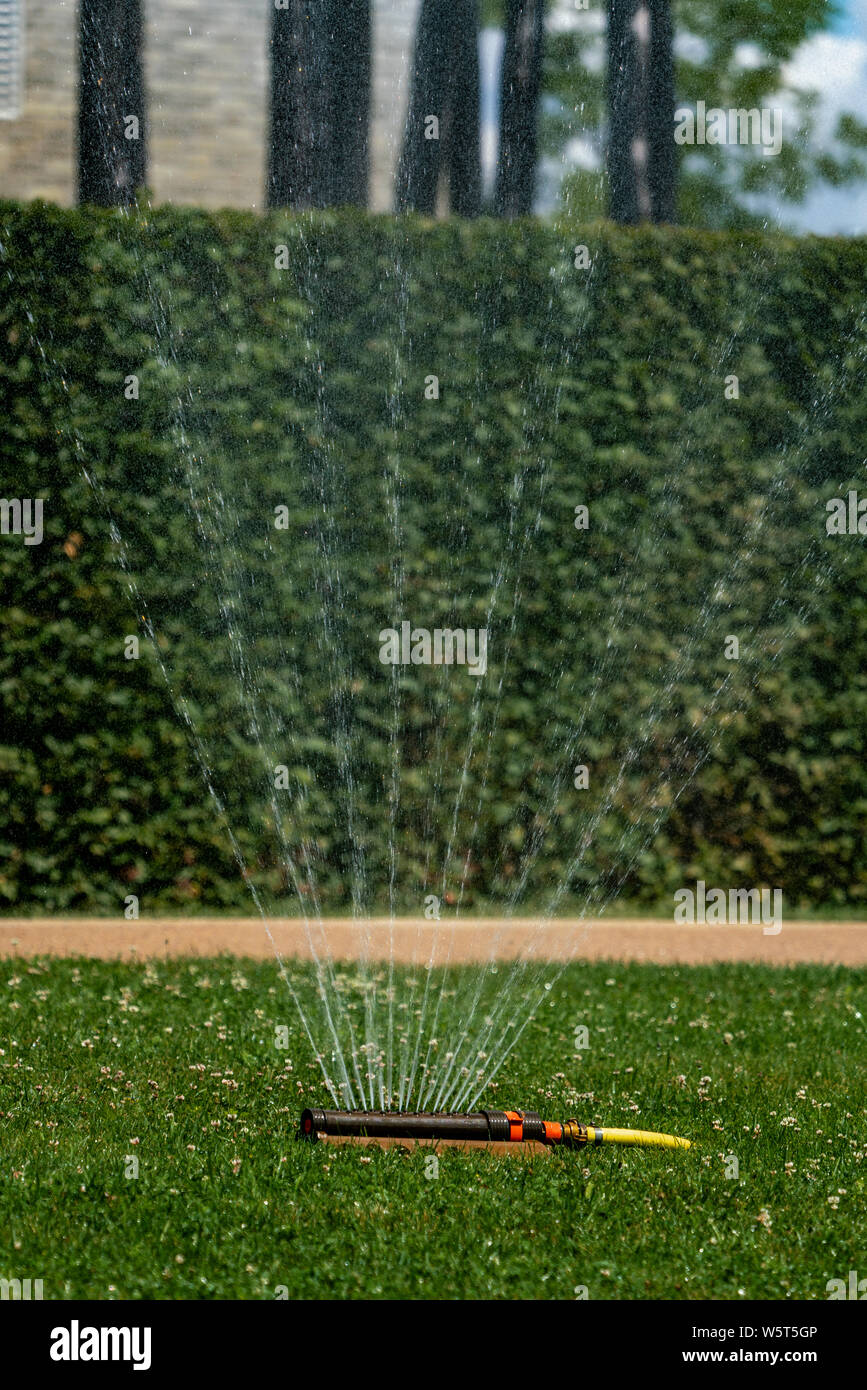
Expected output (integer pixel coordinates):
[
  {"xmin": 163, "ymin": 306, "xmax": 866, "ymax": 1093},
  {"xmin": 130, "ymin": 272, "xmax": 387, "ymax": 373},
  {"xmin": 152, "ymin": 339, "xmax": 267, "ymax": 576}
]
[{"xmin": 299, "ymin": 1108, "xmax": 690, "ymax": 1151}]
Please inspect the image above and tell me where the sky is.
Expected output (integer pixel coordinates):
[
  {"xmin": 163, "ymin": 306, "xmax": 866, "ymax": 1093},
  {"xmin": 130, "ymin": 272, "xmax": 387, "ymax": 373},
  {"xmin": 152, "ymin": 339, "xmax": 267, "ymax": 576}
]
[
  {"xmin": 830, "ymin": 0, "xmax": 861, "ymax": 33},
  {"xmin": 779, "ymin": 0, "xmax": 867, "ymax": 232}
]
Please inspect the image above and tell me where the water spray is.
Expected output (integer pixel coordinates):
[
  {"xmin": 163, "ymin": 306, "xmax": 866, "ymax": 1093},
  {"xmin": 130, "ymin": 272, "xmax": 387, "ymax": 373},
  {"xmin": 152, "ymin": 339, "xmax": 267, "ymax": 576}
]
[{"xmin": 300, "ymin": 1107, "xmax": 691, "ymax": 1151}]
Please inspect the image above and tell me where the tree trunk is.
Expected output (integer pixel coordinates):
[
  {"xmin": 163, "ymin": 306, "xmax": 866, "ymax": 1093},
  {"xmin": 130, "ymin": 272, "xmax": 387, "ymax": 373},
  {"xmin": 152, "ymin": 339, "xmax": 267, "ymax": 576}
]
[
  {"xmin": 447, "ymin": 0, "xmax": 482, "ymax": 216},
  {"xmin": 78, "ymin": 0, "xmax": 146, "ymax": 206},
  {"xmin": 326, "ymin": 1, "xmax": 371, "ymax": 207},
  {"xmin": 607, "ymin": 0, "xmax": 641, "ymax": 224},
  {"xmin": 495, "ymin": 0, "xmax": 544, "ymax": 217},
  {"xmin": 607, "ymin": 0, "xmax": 676, "ymax": 224},
  {"xmin": 396, "ymin": 0, "xmax": 481, "ymax": 217},
  {"xmin": 269, "ymin": 1, "xmax": 371, "ymax": 210},
  {"xmin": 647, "ymin": 0, "xmax": 676, "ymax": 223},
  {"xmin": 268, "ymin": 0, "xmax": 332, "ymax": 209}
]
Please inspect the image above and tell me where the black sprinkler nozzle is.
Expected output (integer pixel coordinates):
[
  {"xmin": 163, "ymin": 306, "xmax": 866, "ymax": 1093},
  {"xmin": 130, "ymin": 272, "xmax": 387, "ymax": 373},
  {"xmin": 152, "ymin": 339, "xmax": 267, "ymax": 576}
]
[{"xmin": 300, "ymin": 1107, "xmax": 546, "ymax": 1143}]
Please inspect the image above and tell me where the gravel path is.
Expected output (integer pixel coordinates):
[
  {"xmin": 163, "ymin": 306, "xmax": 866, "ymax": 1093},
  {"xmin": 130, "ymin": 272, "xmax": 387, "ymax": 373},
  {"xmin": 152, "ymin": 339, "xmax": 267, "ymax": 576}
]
[{"xmin": 1, "ymin": 917, "xmax": 864, "ymax": 964}]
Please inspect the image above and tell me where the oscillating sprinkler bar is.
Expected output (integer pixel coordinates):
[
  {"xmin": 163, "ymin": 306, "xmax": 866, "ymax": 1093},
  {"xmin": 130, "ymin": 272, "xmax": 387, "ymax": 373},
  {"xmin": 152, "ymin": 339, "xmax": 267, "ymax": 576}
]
[{"xmin": 300, "ymin": 1108, "xmax": 691, "ymax": 1150}]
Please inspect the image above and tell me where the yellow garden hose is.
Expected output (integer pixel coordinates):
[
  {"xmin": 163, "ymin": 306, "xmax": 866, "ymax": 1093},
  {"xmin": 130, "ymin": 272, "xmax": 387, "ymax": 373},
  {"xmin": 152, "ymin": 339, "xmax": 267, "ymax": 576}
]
[{"xmin": 562, "ymin": 1121, "xmax": 691, "ymax": 1150}]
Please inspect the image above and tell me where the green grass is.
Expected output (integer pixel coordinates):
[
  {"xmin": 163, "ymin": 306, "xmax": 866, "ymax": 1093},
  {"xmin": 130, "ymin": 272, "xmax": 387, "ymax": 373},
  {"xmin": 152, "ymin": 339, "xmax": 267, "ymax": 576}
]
[{"xmin": 1, "ymin": 957, "xmax": 864, "ymax": 1300}]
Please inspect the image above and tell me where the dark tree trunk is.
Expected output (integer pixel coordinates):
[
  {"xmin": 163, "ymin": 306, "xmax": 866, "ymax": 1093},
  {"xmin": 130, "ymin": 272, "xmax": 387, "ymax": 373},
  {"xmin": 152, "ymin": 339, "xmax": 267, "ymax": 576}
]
[
  {"xmin": 495, "ymin": 0, "xmax": 545, "ymax": 217},
  {"xmin": 607, "ymin": 0, "xmax": 675, "ymax": 224},
  {"xmin": 78, "ymin": 0, "xmax": 146, "ymax": 206},
  {"xmin": 607, "ymin": 0, "xmax": 641, "ymax": 224},
  {"xmin": 326, "ymin": 1, "xmax": 371, "ymax": 207},
  {"xmin": 268, "ymin": 0, "xmax": 331, "ymax": 209},
  {"xmin": 447, "ymin": 0, "xmax": 482, "ymax": 216},
  {"xmin": 646, "ymin": 0, "xmax": 676, "ymax": 223},
  {"xmin": 396, "ymin": 0, "xmax": 481, "ymax": 217},
  {"xmin": 268, "ymin": 1, "xmax": 371, "ymax": 210},
  {"xmin": 396, "ymin": 0, "xmax": 447, "ymax": 214}
]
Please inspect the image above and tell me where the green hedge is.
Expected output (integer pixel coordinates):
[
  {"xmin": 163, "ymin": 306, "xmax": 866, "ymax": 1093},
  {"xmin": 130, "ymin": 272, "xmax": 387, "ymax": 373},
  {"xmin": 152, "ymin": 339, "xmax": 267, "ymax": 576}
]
[{"xmin": 1, "ymin": 201, "xmax": 865, "ymax": 915}]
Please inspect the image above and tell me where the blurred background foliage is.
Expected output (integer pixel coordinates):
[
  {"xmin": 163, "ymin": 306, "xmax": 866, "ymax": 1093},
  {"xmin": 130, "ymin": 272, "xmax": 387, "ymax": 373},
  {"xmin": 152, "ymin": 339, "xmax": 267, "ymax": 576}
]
[{"xmin": 479, "ymin": 0, "xmax": 867, "ymax": 227}]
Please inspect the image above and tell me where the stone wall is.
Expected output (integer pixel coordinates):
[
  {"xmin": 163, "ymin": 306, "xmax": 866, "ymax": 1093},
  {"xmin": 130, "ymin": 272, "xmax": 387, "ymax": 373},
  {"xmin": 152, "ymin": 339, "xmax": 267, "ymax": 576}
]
[
  {"xmin": 0, "ymin": 0, "xmax": 417, "ymax": 209},
  {"xmin": 0, "ymin": 0, "xmax": 77, "ymax": 205}
]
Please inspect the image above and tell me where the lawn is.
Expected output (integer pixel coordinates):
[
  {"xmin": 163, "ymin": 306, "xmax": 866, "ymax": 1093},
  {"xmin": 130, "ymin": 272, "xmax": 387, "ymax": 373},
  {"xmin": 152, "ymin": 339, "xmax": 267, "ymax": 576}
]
[{"xmin": 1, "ymin": 956, "xmax": 864, "ymax": 1300}]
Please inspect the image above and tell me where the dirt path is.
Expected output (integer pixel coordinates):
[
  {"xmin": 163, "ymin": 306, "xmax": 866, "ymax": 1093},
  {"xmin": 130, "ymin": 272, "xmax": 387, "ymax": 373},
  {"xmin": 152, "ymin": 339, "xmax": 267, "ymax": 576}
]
[{"xmin": 0, "ymin": 917, "xmax": 865, "ymax": 964}]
